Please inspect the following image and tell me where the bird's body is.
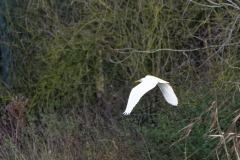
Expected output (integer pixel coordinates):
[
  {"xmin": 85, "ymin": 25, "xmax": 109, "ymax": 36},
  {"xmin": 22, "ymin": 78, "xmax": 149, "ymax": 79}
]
[{"xmin": 123, "ymin": 75, "xmax": 178, "ymax": 115}]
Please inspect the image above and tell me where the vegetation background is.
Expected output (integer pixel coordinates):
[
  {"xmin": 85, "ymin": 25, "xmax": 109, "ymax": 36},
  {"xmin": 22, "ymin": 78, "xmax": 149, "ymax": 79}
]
[{"xmin": 0, "ymin": 0, "xmax": 240, "ymax": 159}]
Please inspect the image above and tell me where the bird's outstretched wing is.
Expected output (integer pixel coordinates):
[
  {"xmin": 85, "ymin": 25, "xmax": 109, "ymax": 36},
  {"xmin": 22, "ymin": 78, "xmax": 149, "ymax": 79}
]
[
  {"xmin": 157, "ymin": 83, "xmax": 178, "ymax": 106},
  {"xmin": 123, "ymin": 81, "xmax": 157, "ymax": 115}
]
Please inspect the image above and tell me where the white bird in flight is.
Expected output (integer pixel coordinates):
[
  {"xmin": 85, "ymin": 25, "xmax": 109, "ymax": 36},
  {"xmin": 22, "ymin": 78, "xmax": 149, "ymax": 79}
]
[{"xmin": 123, "ymin": 75, "xmax": 178, "ymax": 115}]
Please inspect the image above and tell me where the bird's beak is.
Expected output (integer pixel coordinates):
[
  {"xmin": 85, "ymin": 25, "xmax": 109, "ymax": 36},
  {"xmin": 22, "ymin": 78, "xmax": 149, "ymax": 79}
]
[{"xmin": 134, "ymin": 80, "xmax": 141, "ymax": 83}]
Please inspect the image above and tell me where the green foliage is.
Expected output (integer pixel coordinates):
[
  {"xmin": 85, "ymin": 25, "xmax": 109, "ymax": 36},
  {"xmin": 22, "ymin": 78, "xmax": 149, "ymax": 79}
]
[{"xmin": 0, "ymin": 0, "xmax": 239, "ymax": 159}]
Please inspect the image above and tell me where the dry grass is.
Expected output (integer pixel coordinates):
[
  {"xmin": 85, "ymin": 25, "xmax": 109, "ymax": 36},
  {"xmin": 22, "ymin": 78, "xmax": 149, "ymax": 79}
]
[
  {"xmin": 0, "ymin": 95, "xmax": 28, "ymax": 158},
  {"xmin": 0, "ymin": 104, "xmax": 153, "ymax": 160},
  {"xmin": 0, "ymin": 0, "xmax": 240, "ymax": 159},
  {"xmin": 173, "ymin": 101, "xmax": 240, "ymax": 160}
]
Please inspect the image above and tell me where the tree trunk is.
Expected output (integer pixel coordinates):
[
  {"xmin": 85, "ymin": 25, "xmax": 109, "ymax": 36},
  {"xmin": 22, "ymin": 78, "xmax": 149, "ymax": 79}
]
[
  {"xmin": 95, "ymin": 50, "xmax": 105, "ymax": 107},
  {"xmin": 0, "ymin": 0, "xmax": 10, "ymax": 88}
]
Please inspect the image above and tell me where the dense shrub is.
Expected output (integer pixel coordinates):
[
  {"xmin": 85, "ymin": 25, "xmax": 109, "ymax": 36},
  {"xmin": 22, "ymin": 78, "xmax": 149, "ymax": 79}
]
[{"xmin": 0, "ymin": 0, "xmax": 239, "ymax": 159}]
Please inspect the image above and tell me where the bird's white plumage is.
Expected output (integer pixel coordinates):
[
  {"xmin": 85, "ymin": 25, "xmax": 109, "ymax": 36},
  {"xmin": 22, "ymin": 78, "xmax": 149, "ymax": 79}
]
[
  {"xmin": 157, "ymin": 83, "xmax": 178, "ymax": 106},
  {"xmin": 123, "ymin": 75, "xmax": 178, "ymax": 115}
]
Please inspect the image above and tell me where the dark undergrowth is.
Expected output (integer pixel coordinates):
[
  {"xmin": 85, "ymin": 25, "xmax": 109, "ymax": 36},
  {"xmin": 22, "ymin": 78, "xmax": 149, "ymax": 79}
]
[{"xmin": 0, "ymin": 0, "xmax": 240, "ymax": 159}]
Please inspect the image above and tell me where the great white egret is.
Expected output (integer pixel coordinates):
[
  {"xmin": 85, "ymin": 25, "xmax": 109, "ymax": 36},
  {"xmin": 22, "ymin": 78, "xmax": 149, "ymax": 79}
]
[{"xmin": 123, "ymin": 75, "xmax": 178, "ymax": 115}]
